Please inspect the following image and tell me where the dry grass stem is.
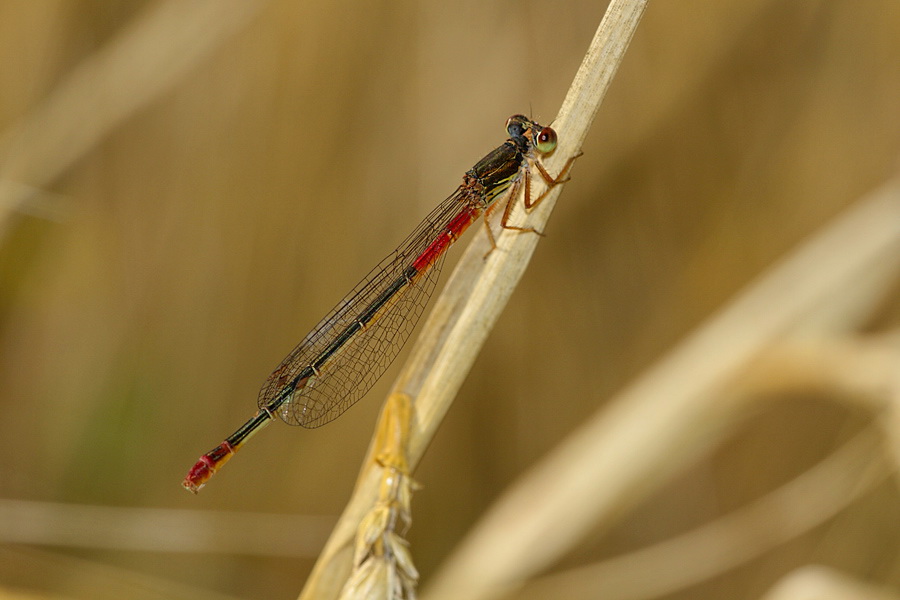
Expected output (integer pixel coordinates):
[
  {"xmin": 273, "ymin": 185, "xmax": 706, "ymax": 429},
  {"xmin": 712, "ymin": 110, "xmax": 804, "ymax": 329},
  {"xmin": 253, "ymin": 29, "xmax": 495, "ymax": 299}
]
[
  {"xmin": 0, "ymin": 498, "xmax": 332, "ymax": 557},
  {"xmin": 508, "ymin": 331, "xmax": 900, "ymax": 600},
  {"xmin": 0, "ymin": 546, "xmax": 247, "ymax": 600},
  {"xmin": 735, "ymin": 334, "xmax": 900, "ymax": 411},
  {"xmin": 760, "ymin": 566, "xmax": 900, "ymax": 600},
  {"xmin": 513, "ymin": 427, "xmax": 890, "ymax": 600},
  {"xmin": 298, "ymin": 1, "xmax": 648, "ymax": 598}
]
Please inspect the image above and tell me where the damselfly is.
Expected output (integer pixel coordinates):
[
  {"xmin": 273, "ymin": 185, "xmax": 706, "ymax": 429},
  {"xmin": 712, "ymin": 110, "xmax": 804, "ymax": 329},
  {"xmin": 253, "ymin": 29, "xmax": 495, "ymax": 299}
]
[{"xmin": 183, "ymin": 114, "xmax": 576, "ymax": 493}]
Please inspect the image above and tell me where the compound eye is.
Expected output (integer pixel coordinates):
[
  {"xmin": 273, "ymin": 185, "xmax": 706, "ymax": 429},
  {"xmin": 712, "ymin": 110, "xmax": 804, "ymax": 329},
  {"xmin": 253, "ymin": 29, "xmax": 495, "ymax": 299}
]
[
  {"xmin": 506, "ymin": 114, "xmax": 528, "ymax": 137},
  {"xmin": 535, "ymin": 127, "xmax": 557, "ymax": 154}
]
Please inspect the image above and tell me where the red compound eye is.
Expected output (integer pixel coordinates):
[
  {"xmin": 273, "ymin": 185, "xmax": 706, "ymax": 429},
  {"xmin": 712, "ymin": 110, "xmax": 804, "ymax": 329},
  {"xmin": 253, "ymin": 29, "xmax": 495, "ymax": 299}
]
[{"xmin": 535, "ymin": 127, "xmax": 557, "ymax": 154}]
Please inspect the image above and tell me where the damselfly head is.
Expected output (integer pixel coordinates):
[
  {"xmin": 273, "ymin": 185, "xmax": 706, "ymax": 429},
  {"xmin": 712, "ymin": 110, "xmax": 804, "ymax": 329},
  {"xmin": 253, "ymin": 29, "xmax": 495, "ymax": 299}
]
[{"xmin": 505, "ymin": 115, "xmax": 557, "ymax": 156}]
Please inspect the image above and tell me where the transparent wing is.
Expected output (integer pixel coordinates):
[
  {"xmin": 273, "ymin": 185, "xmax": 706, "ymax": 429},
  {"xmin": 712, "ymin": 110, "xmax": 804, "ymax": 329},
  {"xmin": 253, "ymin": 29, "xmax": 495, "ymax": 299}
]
[{"xmin": 257, "ymin": 187, "xmax": 477, "ymax": 428}]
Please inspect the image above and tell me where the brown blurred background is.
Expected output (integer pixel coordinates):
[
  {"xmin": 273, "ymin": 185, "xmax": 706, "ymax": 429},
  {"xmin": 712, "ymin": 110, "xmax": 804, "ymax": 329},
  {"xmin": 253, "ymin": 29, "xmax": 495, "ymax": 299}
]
[{"xmin": 1, "ymin": 1, "xmax": 899, "ymax": 599}]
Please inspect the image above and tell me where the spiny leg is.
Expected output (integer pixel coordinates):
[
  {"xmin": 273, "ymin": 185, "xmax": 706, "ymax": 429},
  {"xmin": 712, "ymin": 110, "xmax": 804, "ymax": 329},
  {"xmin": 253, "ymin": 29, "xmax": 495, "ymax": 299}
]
[
  {"xmin": 500, "ymin": 166, "xmax": 544, "ymax": 236},
  {"xmin": 482, "ymin": 194, "xmax": 503, "ymax": 250},
  {"xmin": 482, "ymin": 177, "xmax": 519, "ymax": 259},
  {"xmin": 525, "ymin": 151, "xmax": 583, "ymax": 209},
  {"xmin": 501, "ymin": 151, "xmax": 582, "ymax": 235}
]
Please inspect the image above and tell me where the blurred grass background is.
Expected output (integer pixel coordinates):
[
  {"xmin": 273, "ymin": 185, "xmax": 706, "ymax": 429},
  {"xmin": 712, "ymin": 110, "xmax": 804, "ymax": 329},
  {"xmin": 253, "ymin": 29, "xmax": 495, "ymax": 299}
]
[{"xmin": 0, "ymin": 1, "xmax": 899, "ymax": 599}]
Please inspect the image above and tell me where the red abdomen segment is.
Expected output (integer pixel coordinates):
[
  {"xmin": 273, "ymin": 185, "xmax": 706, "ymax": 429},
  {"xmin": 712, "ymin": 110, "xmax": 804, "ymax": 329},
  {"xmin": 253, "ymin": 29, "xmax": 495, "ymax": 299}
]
[
  {"xmin": 182, "ymin": 441, "xmax": 235, "ymax": 494},
  {"xmin": 183, "ymin": 408, "xmax": 275, "ymax": 492},
  {"xmin": 412, "ymin": 205, "xmax": 481, "ymax": 272}
]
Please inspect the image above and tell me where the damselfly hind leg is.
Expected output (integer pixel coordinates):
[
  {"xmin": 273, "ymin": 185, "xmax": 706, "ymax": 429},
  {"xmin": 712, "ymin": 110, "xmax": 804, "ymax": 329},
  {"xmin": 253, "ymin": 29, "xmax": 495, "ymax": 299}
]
[{"xmin": 480, "ymin": 176, "xmax": 521, "ymax": 258}]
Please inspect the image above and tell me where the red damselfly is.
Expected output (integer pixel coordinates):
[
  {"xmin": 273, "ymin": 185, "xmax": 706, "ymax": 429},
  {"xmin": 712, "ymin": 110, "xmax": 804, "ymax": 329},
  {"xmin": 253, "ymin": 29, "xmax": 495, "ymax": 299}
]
[{"xmin": 183, "ymin": 114, "xmax": 576, "ymax": 493}]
